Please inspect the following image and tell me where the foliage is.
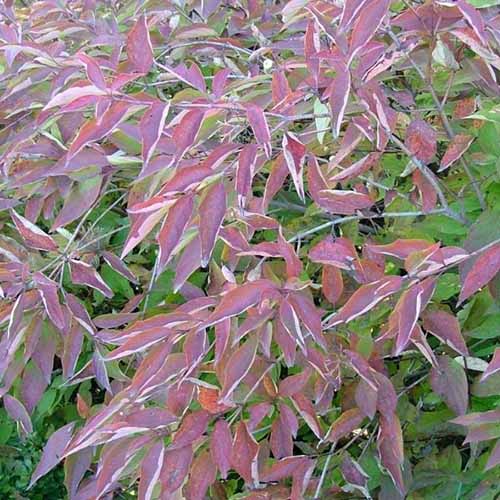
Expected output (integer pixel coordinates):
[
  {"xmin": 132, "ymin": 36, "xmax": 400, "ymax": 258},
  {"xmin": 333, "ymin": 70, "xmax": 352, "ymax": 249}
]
[{"xmin": 0, "ymin": 0, "xmax": 500, "ymax": 498}]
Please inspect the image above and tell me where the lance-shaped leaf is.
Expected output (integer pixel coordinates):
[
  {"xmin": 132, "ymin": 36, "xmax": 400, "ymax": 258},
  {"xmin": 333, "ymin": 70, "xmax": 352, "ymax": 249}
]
[
  {"xmin": 211, "ymin": 420, "xmax": 232, "ymax": 479},
  {"xmin": 236, "ymin": 144, "xmax": 258, "ymax": 206},
  {"xmin": 405, "ymin": 119, "xmax": 437, "ymax": 163},
  {"xmin": 393, "ymin": 283, "xmax": 424, "ymax": 356},
  {"xmin": 261, "ymin": 456, "xmax": 310, "ymax": 482},
  {"xmin": 157, "ymin": 193, "xmax": 194, "ymax": 273},
  {"xmin": 10, "ymin": 210, "xmax": 57, "ymax": 252},
  {"xmin": 456, "ymin": 0, "xmax": 487, "ymax": 45},
  {"xmin": 161, "ymin": 445, "xmax": 193, "ymax": 493},
  {"xmin": 326, "ymin": 276, "xmax": 403, "ymax": 328},
  {"xmin": 480, "ymin": 348, "xmax": 500, "ymax": 382},
  {"xmin": 170, "ymin": 410, "xmax": 210, "ymax": 450},
  {"xmin": 172, "ymin": 109, "xmax": 205, "ymax": 161},
  {"xmin": 422, "ymin": 310, "xmax": 468, "ymax": 357},
  {"xmin": 101, "ymin": 251, "xmax": 138, "ymax": 284},
  {"xmin": 317, "ymin": 189, "xmax": 373, "ymax": 215},
  {"xmin": 365, "ymin": 239, "xmax": 434, "ymax": 261},
  {"xmin": 328, "ymin": 63, "xmax": 350, "ymax": 139},
  {"xmin": 140, "ymin": 100, "xmax": 170, "ymax": 166},
  {"xmin": 430, "ymin": 355, "xmax": 468, "ymax": 416},
  {"xmin": 220, "ymin": 334, "xmax": 259, "ymax": 404},
  {"xmin": 3, "ymin": 394, "xmax": 33, "ymax": 435},
  {"xmin": 288, "ymin": 292, "xmax": 325, "ymax": 348},
  {"xmin": 322, "ymin": 265, "xmax": 344, "ymax": 305},
  {"xmin": 231, "ymin": 422, "xmax": 259, "ymax": 485},
  {"xmin": 121, "ymin": 200, "xmax": 171, "ymax": 258},
  {"xmin": 459, "ymin": 243, "xmax": 500, "ymax": 304},
  {"xmin": 69, "ymin": 260, "xmax": 113, "ymax": 298},
  {"xmin": 330, "ymin": 152, "xmax": 380, "ymax": 183},
  {"xmin": 377, "ymin": 415, "xmax": 405, "ymax": 494},
  {"xmin": 185, "ymin": 449, "xmax": 217, "ymax": 500},
  {"xmin": 52, "ymin": 175, "xmax": 102, "ymax": 230},
  {"xmin": 439, "ymin": 134, "xmax": 474, "ymax": 172},
  {"xmin": 67, "ymin": 100, "xmax": 130, "ymax": 160},
  {"xmin": 206, "ymin": 279, "xmax": 278, "ymax": 327},
  {"xmin": 127, "ymin": 15, "xmax": 153, "ymax": 74},
  {"xmin": 29, "ymin": 423, "xmax": 75, "ymax": 488},
  {"xmin": 309, "ymin": 236, "xmax": 357, "ymax": 270},
  {"xmin": 33, "ymin": 272, "xmax": 67, "ymax": 331},
  {"xmin": 138, "ymin": 440, "xmax": 164, "ymax": 500},
  {"xmin": 161, "ymin": 62, "xmax": 206, "ymax": 93},
  {"xmin": 325, "ymin": 408, "xmax": 365, "ymax": 444},
  {"xmin": 246, "ymin": 103, "xmax": 271, "ymax": 158},
  {"xmin": 199, "ymin": 182, "xmax": 226, "ymax": 267},
  {"xmin": 348, "ymin": 0, "xmax": 390, "ymax": 63},
  {"xmin": 279, "ymin": 367, "xmax": 311, "ymax": 398},
  {"xmin": 282, "ymin": 133, "xmax": 306, "ymax": 201},
  {"xmin": 291, "ymin": 393, "xmax": 322, "ymax": 439}
]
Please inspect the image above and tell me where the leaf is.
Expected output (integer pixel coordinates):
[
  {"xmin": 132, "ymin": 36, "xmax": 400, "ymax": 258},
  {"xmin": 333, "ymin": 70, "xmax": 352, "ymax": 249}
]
[
  {"xmin": 29, "ymin": 423, "xmax": 75, "ymax": 488},
  {"xmin": 348, "ymin": 0, "xmax": 391, "ymax": 63},
  {"xmin": 67, "ymin": 100, "xmax": 130, "ymax": 160},
  {"xmin": 230, "ymin": 422, "xmax": 259, "ymax": 485},
  {"xmin": 325, "ymin": 408, "xmax": 364, "ymax": 443},
  {"xmin": 157, "ymin": 193, "xmax": 194, "ymax": 273},
  {"xmin": 314, "ymin": 98, "xmax": 330, "ymax": 144},
  {"xmin": 439, "ymin": 134, "xmax": 474, "ymax": 171},
  {"xmin": 140, "ymin": 101, "xmax": 170, "ymax": 166},
  {"xmin": 459, "ymin": 243, "xmax": 500, "ymax": 303},
  {"xmin": 69, "ymin": 260, "xmax": 114, "ymax": 298},
  {"xmin": 199, "ymin": 182, "xmax": 226, "ymax": 267},
  {"xmin": 161, "ymin": 62, "xmax": 206, "ymax": 93},
  {"xmin": 393, "ymin": 283, "xmax": 424, "ymax": 356},
  {"xmin": 330, "ymin": 153, "xmax": 380, "ymax": 182},
  {"xmin": 430, "ymin": 355, "xmax": 468, "ymax": 416},
  {"xmin": 220, "ymin": 334, "xmax": 259, "ymax": 404},
  {"xmin": 328, "ymin": 63, "xmax": 350, "ymax": 139},
  {"xmin": 52, "ymin": 175, "xmax": 102, "ymax": 230},
  {"xmin": 160, "ymin": 445, "xmax": 193, "ymax": 493},
  {"xmin": 101, "ymin": 251, "xmax": 138, "ymax": 284},
  {"xmin": 211, "ymin": 420, "xmax": 232, "ymax": 479},
  {"xmin": 377, "ymin": 416, "xmax": 405, "ymax": 494},
  {"xmin": 138, "ymin": 440, "xmax": 164, "ymax": 500},
  {"xmin": 185, "ymin": 449, "xmax": 217, "ymax": 500},
  {"xmin": 236, "ymin": 144, "xmax": 258, "ymax": 206},
  {"xmin": 206, "ymin": 279, "xmax": 278, "ymax": 327},
  {"xmin": 3, "ymin": 395, "xmax": 32, "ymax": 435},
  {"xmin": 405, "ymin": 119, "xmax": 437, "ymax": 163},
  {"xmin": 322, "ymin": 265, "xmax": 344, "ymax": 305},
  {"xmin": 170, "ymin": 410, "xmax": 210, "ymax": 450},
  {"xmin": 246, "ymin": 103, "xmax": 271, "ymax": 158},
  {"xmin": 10, "ymin": 210, "xmax": 57, "ymax": 252},
  {"xmin": 309, "ymin": 236, "xmax": 357, "ymax": 270},
  {"xmin": 480, "ymin": 348, "xmax": 500, "ymax": 381},
  {"xmin": 326, "ymin": 276, "xmax": 403, "ymax": 327},
  {"xmin": 127, "ymin": 15, "xmax": 153, "ymax": 74},
  {"xmin": 317, "ymin": 189, "xmax": 373, "ymax": 215},
  {"xmin": 282, "ymin": 133, "xmax": 306, "ymax": 201},
  {"xmin": 422, "ymin": 310, "xmax": 468, "ymax": 357},
  {"xmin": 33, "ymin": 272, "xmax": 67, "ymax": 331}
]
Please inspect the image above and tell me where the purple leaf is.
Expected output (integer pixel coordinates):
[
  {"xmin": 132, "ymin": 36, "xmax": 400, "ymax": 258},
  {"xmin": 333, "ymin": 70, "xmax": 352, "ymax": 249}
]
[
  {"xmin": 127, "ymin": 15, "xmax": 153, "ymax": 74},
  {"xmin": 3, "ymin": 394, "xmax": 33, "ymax": 435},
  {"xmin": 10, "ymin": 210, "xmax": 58, "ymax": 252},
  {"xmin": 140, "ymin": 100, "xmax": 170, "ymax": 166},
  {"xmin": 199, "ymin": 182, "xmax": 226, "ymax": 267},
  {"xmin": 211, "ymin": 419, "xmax": 232, "ymax": 479},
  {"xmin": 69, "ymin": 260, "xmax": 113, "ymax": 298}
]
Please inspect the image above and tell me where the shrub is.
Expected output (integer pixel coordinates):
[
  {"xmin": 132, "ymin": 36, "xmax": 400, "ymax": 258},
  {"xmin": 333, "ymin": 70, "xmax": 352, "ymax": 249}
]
[{"xmin": 0, "ymin": 0, "xmax": 500, "ymax": 498}]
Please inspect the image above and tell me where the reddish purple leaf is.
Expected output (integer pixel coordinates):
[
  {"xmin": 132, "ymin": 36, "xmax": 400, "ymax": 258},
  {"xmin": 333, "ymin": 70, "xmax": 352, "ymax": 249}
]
[
  {"xmin": 199, "ymin": 182, "xmax": 226, "ymax": 267},
  {"xmin": 422, "ymin": 310, "xmax": 468, "ymax": 357},
  {"xmin": 230, "ymin": 422, "xmax": 259, "ymax": 485},
  {"xmin": 30, "ymin": 423, "xmax": 75, "ymax": 488},
  {"xmin": 140, "ymin": 101, "xmax": 170, "ymax": 166},
  {"xmin": 328, "ymin": 63, "xmax": 350, "ymax": 139},
  {"xmin": 3, "ymin": 394, "xmax": 33, "ymax": 435},
  {"xmin": 127, "ymin": 15, "xmax": 153, "ymax": 74},
  {"xmin": 322, "ymin": 265, "xmax": 344, "ymax": 305},
  {"xmin": 236, "ymin": 144, "xmax": 258, "ymax": 206},
  {"xmin": 211, "ymin": 419, "xmax": 232, "ymax": 479},
  {"xmin": 33, "ymin": 272, "xmax": 67, "ymax": 331},
  {"xmin": 10, "ymin": 210, "xmax": 57, "ymax": 252},
  {"xmin": 138, "ymin": 440, "xmax": 164, "ymax": 500},
  {"xmin": 309, "ymin": 236, "xmax": 357, "ymax": 270},
  {"xmin": 377, "ymin": 415, "xmax": 405, "ymax": 494},
  {"xmin": 185, "ymin": 449, "xmax": 217, "ymax": 500},
  {"xmin": 480, "ymin": 348, "xmax": 500, "ymax": 382},
  {"xmin": 430, "ymin": 355, "xmax": 468, "ymax": 416},
  {"xmin": 101, "ymin": 251, "xmax": 138, "ymax": 284},
  {"xmin": 459, "ymin": 243, "xmax": 500, "ymax": 304},
  {"xmin": 157, "ymin": 193, "xmax": 194, "ymax": 273},
  {"xmin": 160, "ymin": 446, "xmax": 193, "ymax": 493},
  {"xmin": 246, "ymin": 103, "xmax": 271, "ymax": 158},
  {"xmin": 220, "ymin": 334, "xmax": 259, "ymax": 404},
  {"xmin": 405, "ymin": 119, "xmax": 437, "ymax": 163},
  {"xmin": 439, "ymin": 134, "xmax": 474, "ymax": 172},
  {"xmin": 69, "ymin": 260, "xmax": 113, "ymax": 298},
  {"xmin": 317, "ymin": 189, "xmax": 373, "ymax": 215},
  {"xmin": 171, "ymin": 410, "xmax": 210, "ymax": 450},
  {"xmin": 282, "ymin": 133, "xmax": 306, "ymax": 201}
]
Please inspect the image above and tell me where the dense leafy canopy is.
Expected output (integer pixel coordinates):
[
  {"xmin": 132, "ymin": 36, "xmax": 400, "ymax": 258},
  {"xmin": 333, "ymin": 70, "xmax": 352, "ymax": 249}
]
[{"xmin": 0, "ymin": 0, "xmax": 500, "ymax": 498}]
